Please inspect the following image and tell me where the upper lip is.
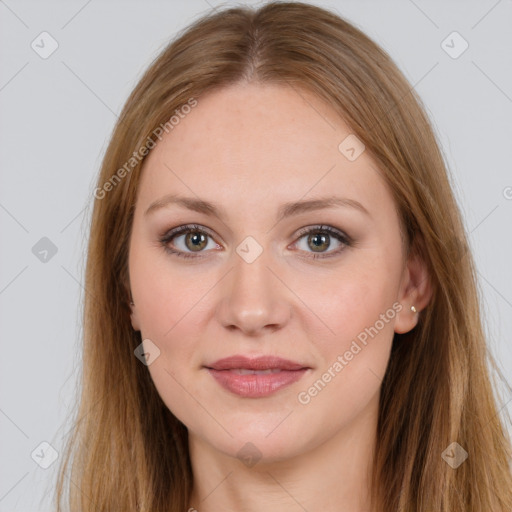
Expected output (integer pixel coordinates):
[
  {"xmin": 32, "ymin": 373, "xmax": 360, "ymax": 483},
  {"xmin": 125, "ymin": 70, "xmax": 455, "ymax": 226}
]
[{"xmin": 206, "ymin": 355, "xmax": 309, "ymax": 371}]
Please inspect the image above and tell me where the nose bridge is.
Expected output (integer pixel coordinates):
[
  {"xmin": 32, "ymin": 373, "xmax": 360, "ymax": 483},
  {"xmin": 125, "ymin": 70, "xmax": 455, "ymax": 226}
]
[
  {"xmin": 233, "ymin": 240, "xmax": 273, "ymax": 296},
  {"xmin": 216, "ymin": 238, "xmax": 291, "ymax": 334}
]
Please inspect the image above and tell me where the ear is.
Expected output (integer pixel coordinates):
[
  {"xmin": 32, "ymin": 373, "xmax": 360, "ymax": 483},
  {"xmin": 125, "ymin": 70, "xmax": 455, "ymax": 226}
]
[
  {"xmin": 130, "ymin": 302, "xmax": 141, "ymax": 332},
  {"xmin": 124, "ymin": 272, "xmax": 141, "ymax": 331},
  {"xmin": 126, "ymin": 283, "xmax": 140, "ymax": 331},
  {"xmin": 394, "ymin": 235, "xmax": 433, "ymax": 334}
]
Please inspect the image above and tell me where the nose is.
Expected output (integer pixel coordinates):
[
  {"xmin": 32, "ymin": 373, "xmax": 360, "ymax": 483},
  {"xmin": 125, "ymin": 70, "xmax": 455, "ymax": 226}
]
[{"xmin": 216, "ymin": 248, "xmax": 292, "ymax": 337}]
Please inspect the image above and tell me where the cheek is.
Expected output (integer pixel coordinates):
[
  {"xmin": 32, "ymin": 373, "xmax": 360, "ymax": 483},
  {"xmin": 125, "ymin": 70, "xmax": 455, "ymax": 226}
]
[
  {"xmin": 130, "ymin": 239, "xmax": 198, "ymax": 338},
  {"xmin": 300, "ymin": 259, "xmax": 399, "ymax": 389},
  {"xmin": 129, "ymin": 244, "xmax": 204, "ymax": 398},
  {"xmin": 135, "ymin": 270, "xmax": 200, "ymax": 370},
  {"xmin": 305, "ymin": 261, "xmax": 399, "ymax": 343},
  {"xmin": 295, "ymin": 277, "xmax": 396, "ymax": 429},
  {"xmin": 131, "ymin": 261, "xmax": 207, "ymax": 426}
]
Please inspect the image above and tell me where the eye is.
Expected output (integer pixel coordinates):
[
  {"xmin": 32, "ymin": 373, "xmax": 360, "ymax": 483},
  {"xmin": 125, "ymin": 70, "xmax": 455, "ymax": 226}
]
[
  {"xmin": 159, "ymin": 224, "xmax": 220, "ymax": 259},
  {"xmin": 292, "ymin": 225, "xmax": 351, "ymax": 259},
  {"xmin": 159, "ymin": 223, "xmax": 352, "ymax": 260}
]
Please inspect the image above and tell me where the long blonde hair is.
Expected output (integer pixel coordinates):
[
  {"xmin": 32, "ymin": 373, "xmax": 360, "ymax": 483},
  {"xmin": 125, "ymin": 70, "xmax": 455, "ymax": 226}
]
[{"xmin": 56, "ymin": 2, "xmax": 512, "ymax": 510}]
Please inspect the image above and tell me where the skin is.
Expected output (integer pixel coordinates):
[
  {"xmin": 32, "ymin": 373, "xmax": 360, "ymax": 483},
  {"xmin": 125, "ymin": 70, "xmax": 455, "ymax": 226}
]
[{"xmin": 128, "ymin": 82, "xmax": 432, "ymax": 512}]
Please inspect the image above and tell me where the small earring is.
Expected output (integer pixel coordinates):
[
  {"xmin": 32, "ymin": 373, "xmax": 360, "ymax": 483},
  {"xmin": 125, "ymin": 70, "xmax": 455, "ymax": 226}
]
[
  {"xmin": 130, "ymin": 301, "xmax": 135, "ymax": 306},
  {"xmin": 410, "ymin": 305, "xmax": 417, "ymax": 313}
]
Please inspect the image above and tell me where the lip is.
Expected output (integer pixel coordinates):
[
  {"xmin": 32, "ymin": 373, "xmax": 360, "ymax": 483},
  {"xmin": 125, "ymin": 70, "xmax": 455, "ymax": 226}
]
[
  {"xmin": 205, "ymin": 355, "xmax": 310, "ymax": 398},
  {"xmin": 207, "ymin": 355, "xmax": 307, "ymax": 371}
]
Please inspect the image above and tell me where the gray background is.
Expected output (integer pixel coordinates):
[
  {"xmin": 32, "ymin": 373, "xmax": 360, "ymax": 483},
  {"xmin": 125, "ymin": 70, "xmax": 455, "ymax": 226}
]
[{"xmin": 1, "ymin": 0, "xmax": 511, "ymax": 510}]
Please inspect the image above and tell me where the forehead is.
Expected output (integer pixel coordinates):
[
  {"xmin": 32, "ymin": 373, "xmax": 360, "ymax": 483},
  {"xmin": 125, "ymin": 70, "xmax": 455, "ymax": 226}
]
[{"xmin": 136, "ymin": 83, "xmax": 392, "ymax": 221}]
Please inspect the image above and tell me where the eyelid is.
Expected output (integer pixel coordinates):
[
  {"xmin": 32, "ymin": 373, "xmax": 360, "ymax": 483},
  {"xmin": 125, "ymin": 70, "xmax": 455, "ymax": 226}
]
[
  {"xmin": 293, "ymin": 224, "xmax": 351, "ymax": 244},
  {"xmin": 160, "ymin": 223, "xmax": 222, "ymax": 247}
]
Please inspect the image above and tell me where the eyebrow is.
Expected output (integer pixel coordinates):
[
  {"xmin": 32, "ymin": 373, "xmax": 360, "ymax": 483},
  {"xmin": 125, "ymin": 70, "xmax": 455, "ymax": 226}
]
[{"xmin": 144, "ymin": 193, "xmax": 370, "ymax": 222}]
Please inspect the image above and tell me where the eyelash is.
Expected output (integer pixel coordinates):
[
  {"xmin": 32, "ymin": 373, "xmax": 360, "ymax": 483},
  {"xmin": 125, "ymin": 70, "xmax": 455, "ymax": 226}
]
[{"xmin": 159, "ymin": 223, "xmax": 352, "ymax": 260}]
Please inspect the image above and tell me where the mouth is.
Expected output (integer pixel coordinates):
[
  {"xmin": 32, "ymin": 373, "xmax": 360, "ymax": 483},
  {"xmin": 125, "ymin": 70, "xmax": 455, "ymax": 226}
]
[
  {"xmin": 204, "ymin": 355, "xmax": 310, "ymax": 398},
  {"xmin": 224, "ymin": 368, "xmax": 285, "ymax": 375}
]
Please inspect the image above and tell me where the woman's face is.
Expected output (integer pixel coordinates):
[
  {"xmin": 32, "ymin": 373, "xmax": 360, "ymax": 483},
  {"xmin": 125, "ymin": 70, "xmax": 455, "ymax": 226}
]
[{"xmin": 128, "ymin": 82, "xmax": 421, "ymax": 463}]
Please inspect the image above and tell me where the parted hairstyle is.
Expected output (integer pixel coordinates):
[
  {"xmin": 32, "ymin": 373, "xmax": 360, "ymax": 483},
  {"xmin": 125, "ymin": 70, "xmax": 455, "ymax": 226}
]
[{"xmin": 55, "ymin": 2, "xmax": 512, "ymax": 511}]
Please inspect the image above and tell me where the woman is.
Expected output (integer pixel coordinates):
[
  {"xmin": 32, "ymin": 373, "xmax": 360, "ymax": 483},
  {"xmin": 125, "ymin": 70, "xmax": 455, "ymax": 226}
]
[{"xmin": 56, "ymin": 2, "xmax": 512, "ymax": 511}]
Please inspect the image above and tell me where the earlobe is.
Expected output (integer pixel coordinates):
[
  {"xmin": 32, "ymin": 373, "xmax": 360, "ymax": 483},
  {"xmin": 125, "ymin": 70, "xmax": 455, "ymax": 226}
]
[{"xmin": 394, "ymin": 303, "xmax": 420, "ymax": 334}]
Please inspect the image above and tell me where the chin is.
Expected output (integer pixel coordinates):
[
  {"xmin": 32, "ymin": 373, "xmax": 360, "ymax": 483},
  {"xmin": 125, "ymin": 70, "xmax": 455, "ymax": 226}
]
[
  {"xmin": 222, "ymin": 435, "xmax": 305, "ymax": 467},
  {"xmin": 195, "ymin": 416, "xmax": 314, "ymax": 464}
]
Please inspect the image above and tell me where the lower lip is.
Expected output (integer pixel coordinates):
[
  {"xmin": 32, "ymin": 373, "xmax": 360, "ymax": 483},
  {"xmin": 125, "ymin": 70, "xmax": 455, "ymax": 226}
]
[{"xmin": 207, "ymin": 368, "xmax": 308, "ymax": 398}]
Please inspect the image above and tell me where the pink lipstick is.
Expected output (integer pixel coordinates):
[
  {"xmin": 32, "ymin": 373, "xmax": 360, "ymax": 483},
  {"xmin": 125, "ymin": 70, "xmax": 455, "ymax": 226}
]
[{"xmin": 205, "ymin": 355, "xmax": 309, "ymax": 398}]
